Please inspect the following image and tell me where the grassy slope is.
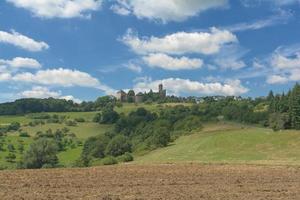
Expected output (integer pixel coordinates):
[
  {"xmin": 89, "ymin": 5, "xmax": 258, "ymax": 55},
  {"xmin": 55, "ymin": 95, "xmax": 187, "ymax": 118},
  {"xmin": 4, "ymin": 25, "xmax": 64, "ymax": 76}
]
[
  {"xmin": 135, "ymin": 123, "xmax": 300, "ymax": 165},
  {"xmin": 0, "ymin": 103, "xmax": 192, "ymax": 168}
]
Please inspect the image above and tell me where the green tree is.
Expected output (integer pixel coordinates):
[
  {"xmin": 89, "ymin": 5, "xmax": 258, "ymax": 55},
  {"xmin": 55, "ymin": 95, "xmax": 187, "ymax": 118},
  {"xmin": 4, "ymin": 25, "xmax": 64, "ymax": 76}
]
[
  {"xmin": 5, "ymin": 153, "xmax": 16, "ymax": 163},
  {"xmin": 290, "ymin": 84, "xmax": 300, "ymax": 129},
  {"xmin": 105, "ymin": 135, "xmax": 131, "ymax": 157},
  {"xmin": 21, "ymin": 138, "xmax": 59, "ymax": 169},
  {"xmin": 127, "ymin": 90, "xmax": 135, "ymax": 103}
]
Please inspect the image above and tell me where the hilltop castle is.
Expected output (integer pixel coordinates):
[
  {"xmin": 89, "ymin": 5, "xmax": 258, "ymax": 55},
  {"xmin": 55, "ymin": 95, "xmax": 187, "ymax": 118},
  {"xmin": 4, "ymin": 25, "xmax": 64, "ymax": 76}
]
[{"xmin": 116, "ymin": 84, "xmax": 166, "ymax": 103}]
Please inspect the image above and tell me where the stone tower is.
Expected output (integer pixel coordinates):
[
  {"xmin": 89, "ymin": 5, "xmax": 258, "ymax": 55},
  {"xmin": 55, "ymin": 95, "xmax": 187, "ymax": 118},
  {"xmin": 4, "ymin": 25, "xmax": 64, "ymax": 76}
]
[{"xmin": 158, "ymin": 84, "xmax": 166, "ymax": 98}]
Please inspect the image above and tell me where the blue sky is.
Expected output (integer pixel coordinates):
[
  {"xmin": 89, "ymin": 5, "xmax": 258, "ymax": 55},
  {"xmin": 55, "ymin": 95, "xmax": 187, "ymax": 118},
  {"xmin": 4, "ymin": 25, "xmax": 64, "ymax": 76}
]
[{"xmin": 0, "ymin": 0, "xmax": 300, "ymax": 103}]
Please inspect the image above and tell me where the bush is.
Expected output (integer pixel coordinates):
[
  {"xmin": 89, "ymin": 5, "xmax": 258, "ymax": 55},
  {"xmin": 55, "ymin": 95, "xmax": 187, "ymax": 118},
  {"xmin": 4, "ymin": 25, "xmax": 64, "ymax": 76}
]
[
  {"xmin": 19, "ymin": 131, "xmax": 30, "ymax": 137},
  {"xmin": 105, "ymin": 135, "xmax": 131, "ymax": 157},
  {"xmin": 117, "ymin": 152, "xmax": 134, "ymax": 163},
  {"xmin": 102, "ymin": 156, "xmax": 118, "ymax": 165},
  {"xmin": 8, "ymin": 122, "xmax": 21, "ymax": 131},
  {"xmin": 174, "ymin": 115, "xmax": 203, "ymax": 132},
  {"xmin": 74, "ymin": 118, "xmax": 85, "ymax": 123},
  {"xmin": 65, "ymin": 120, "xmax": 77, "ymax": 127},
  {"xmin": 5, "ymin": 153, "xmax": 16, "ymax": 163},
  {"xmin": 7, "ymin": 144, "xmax": 15, "ymax": 152},
  {"xmin": 21, "ymin": 138, "xmax": 59, "ymax": 169}
]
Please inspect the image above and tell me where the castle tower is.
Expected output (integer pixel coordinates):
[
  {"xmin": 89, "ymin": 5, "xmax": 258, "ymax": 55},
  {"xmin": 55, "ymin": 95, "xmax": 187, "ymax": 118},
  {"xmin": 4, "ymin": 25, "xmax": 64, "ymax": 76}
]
[
  {"xmin": 159, "ymin": 84, "xmax": 163, "ymax": 93},
  {"xmin": 158, "ymin": 84, "xmax": 166, "ymax": 98}
]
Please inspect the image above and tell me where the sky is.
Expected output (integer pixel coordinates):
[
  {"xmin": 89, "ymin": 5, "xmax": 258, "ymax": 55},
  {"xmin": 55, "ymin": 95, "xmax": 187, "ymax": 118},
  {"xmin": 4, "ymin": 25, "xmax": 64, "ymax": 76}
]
[{"xmin": 0, "ymin": 0, "xmax": 300, "ymax": 103}]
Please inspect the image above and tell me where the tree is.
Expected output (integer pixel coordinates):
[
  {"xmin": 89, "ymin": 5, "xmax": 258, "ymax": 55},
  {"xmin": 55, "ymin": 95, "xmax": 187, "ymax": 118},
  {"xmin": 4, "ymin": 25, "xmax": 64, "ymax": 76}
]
[
  {"xmin": 21, "ymin": 138, "xmax": 59, "ymax": 169},
  {"xmin": 290, "ymin": 84, "xmax": 300, "ymax": 129},
  {"xmin": 127, "ymin": 90, "xmax": 135, "ymax": 103},
  {"xmin": 5, "ymin": 153, "xmax": 16, "ymax": 163},
  {"xmin": 8, "ymin": 122, "xmax": 21, "ymax": 131},
  {"xmin": 269, "ymin": 113, "xmax": 290, "ymax": 131},
  {"xmin": 150, "ymin": 127, "xmax": 171, "ymax": 148},
  {"xmin": 101, "ymin": 108, "xmax": 120, "ymax": 124},
  {"xmin": 7, "ymin": 144, "xmax": 15, "ymax": 152},
  {"xmin": 105, "ymin": 135, "xmax": 131, "ymax": 157}
]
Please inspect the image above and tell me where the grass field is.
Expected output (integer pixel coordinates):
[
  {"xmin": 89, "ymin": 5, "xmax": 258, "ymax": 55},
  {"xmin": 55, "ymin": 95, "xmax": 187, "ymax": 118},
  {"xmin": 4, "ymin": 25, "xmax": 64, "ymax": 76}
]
[
  {"xmin": 135, "ymin": 122, "xmax": 300, "ymax": 165},
  {"xmin": 0, "ymin": 103, "xmax": 192, "ymax": 126}
]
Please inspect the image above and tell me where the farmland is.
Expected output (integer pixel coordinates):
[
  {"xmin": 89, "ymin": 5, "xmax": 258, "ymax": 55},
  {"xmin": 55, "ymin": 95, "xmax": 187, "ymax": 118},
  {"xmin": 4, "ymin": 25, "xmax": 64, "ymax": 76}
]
[{"xmin": 1, "ymin": 164, "xmax": 300, "ymax": 200}]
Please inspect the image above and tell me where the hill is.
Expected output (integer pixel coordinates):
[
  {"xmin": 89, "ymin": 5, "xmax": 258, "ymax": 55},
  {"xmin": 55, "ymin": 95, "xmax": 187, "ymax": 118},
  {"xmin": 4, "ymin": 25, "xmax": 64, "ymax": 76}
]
[{"xmin": 136, "ymin": 122, "xmax": 300, "ymax": 165}]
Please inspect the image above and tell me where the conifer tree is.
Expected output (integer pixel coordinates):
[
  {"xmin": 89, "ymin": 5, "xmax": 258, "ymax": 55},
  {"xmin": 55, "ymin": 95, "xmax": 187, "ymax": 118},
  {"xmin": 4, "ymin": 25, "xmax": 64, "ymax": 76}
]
[{"xmin": 289, "ymin": 84, "xmax": 300, "ymax": 129}]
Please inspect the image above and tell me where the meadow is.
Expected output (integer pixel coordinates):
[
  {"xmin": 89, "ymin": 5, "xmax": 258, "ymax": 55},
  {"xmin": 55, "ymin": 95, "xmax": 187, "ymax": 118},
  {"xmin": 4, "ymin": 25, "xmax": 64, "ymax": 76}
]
[{"xmin": 136, "ymin": 122, "xmax": 300, "ymax": 165}]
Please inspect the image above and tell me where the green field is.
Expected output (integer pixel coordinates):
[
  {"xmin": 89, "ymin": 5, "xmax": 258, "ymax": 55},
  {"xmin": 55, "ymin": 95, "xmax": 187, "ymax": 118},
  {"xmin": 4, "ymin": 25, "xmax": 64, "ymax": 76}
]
[
  {"xmin": 135, "ymin": 123, "xmax": 300, "ymax": 165},
  {"xmin": 0, "ymin": 103, "xmax": 192, "ymax": 126}
]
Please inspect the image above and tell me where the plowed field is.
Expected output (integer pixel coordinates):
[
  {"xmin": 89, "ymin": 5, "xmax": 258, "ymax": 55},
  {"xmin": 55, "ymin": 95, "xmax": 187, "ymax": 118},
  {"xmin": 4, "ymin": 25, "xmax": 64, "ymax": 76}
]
[{"xmin": 0, "ymin": 164, "xmax": 300, "ymax": 200}]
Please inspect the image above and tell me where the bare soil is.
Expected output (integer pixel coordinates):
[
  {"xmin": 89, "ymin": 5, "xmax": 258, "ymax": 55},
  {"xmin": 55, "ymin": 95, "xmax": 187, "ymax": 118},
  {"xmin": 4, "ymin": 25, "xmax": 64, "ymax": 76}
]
[{"xmin": 1, "ymin": 164, "xmax": 300, "ymax": 200}]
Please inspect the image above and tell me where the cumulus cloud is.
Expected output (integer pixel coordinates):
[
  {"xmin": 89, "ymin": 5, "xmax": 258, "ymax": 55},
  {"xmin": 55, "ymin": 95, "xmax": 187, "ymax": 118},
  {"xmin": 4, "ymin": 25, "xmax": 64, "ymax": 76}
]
[
  {"xmin": 12, "ymin": 68, "xmax": 100, "ymax": 87},
  {"xmin": 0, "ymin": 30, "xmax": 49, "ymax": 51},
  {"xmin": 122, "ymin": 27, "xmax": 237, "ymax": 56},
  {"xmin": 19, "ymin": 86, "xmax": 82, "ymax": 103},
  {"xmin": 0, "ymin": 57, "xmax": 41, "ymax": 69},
  {"xmin": 271, "ymin": 53, "xmax": 300, "ymax": 69},
  {"xmin": 0, "ymin": 73, "xmax": 12, "ymax": 81},
  {"xmin": 112, "ymin": 0, "xmax": 228, "ymax": 23},
  {"xmin": 266, "ymin": 75, "xmax": 288, "ymax": 84},
  {"xmin": 143, "ymin": 53, "xmax": 203, "ymax": 70},
  {"xmin": 133, "ymin": 77, "xmax": 248, "ymax": 96},
  {"xmin": 260, "ymin": 45, "xmax": 300, "ymax": 84},
  {"xmin": 6, "ymin": 0, "xmax": 102, "ymax": 19},
  {"xmin": 0, "ymin": 68, "xmax": 115, "ymax": 94}
]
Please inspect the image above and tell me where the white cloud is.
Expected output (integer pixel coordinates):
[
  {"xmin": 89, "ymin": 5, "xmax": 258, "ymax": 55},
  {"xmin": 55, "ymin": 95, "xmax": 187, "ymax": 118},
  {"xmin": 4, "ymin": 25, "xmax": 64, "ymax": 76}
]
[
  {"xmin": 110, "ymin": 4, "xmax": 131, "ymax": 16},
  {"xmin": 126, "ymin": 62, "xmax": 142, "ymax": 73},
  {"xmin": 19, "ymin": 86, "xmax": 82, "ymax": 103},
  {"xmin": 112, "ymin": 0, "xmax": 228, "ymax": 23},
  {"xmin": 12, "ymin": 68, "xmax": 100, "ymax": 87},
  {"xmin": 0, "ymin": 30, "xmax": 49, "ymax": 51},
  {"xmin": 0, "ymin": 57, "xmax": 41, "ymax": 69},
  {"xmin": 6, "ymin": 0, "xmax": 102, "ymax": 19},
  {"xmin": 133, "ymin": 77, "xmax": 248, "ymax": 96},
  {"xmin": 0, "ymin": 73, "xmax": 12, "ymax": 81},
  {"xmin": 0, "ymin": 68, "xmax": 114, "ymax": 94},
  {"xmin": 271, "ymin": 53, "xmax": 300, "ymax": 69},
  {"xmin": 122, "ymin": 27, "xmax": 237, "ymax": 55},
  {"xmin": 143, "ymin": 53, "xmax": 203, "ymax": 70},
  {"xmin": 214, "ymin": 58, "xmax": 246, "ymax": 70},
  {"xmin": 20, "ymin": 86, "xmax": 61, "ymax": 99},
  {"xmin": 241, "ymin": 0, "xmax": 300, "ymax": 7},
  {"xmin": 261, "ymin": 45, "xmax": 300, "ymax": 84},
  {"xmin": 223, "ymin": 9, "xmax": 293, "ymax": 32},
  {"xmin": 266, "ymin": 75, "xmax": 288, "ymax": 84}
]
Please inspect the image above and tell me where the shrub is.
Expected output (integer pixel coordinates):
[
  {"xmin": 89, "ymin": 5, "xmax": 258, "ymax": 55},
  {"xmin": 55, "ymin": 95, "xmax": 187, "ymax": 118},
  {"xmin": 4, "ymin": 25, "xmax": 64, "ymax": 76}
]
[
  {"xmin": 5, "ymin": 153, "xmax": 16, "ymax": 163},
  {"xmin": 19, "ymin": 132, "xmax": 30, "ymax": 137},
  {"xmin": 7, "ymin": 144, "xmax": 15, "ymax": 152},
  {"xmin": 65, "ymin": 120, "xmax": 77, "ymax": 127},
  {"xmin": 105, "ymin": 135, "xmax": 131, "ymax": 157},
  {"xmin": 102, "ymin": 156, "xmax": 118, "ymax": 165},
  {"xmin": 21, "ymin": 138, "xmax": 59, "ymax": 169},
  {"xmin": 8, "ymin": 122, "xmax": 21, "ymax": 131},
  {"xmin": 117, "ymin": 152, "xmax": 134, "ymax": 163},
  {"xmin": 74, "ymin": 118, "xmax": 85, "ymax": 123}
]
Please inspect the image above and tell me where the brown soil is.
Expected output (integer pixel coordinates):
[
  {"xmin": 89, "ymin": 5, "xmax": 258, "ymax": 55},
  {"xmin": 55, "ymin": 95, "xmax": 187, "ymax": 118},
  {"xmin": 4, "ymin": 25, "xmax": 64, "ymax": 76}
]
[{"xmin": 0, "ymin": 164, "xmax": 300, "ymax": 200}]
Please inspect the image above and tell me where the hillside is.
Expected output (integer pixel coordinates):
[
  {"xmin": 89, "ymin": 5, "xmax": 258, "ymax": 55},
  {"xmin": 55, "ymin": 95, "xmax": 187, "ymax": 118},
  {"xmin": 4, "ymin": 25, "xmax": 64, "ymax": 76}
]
[{"xmin": 136, "ymin": 123, "xmax": 300, "ymax": 165}]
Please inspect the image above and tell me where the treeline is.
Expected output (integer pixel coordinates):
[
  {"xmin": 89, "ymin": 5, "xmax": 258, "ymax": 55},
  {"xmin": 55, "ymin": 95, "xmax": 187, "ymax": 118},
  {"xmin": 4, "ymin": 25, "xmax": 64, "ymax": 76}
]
[
  {"xmin": 0, "ymin": 96, "xmax": 116, "ymax": 115},
  {"xmin": 0, "ymin": 95, "xmax": 197, "ymax": 115}
]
